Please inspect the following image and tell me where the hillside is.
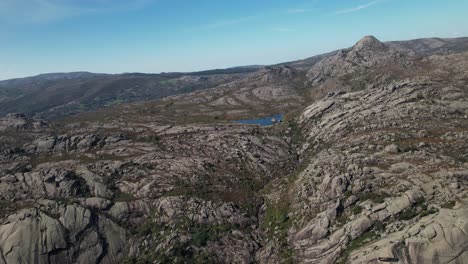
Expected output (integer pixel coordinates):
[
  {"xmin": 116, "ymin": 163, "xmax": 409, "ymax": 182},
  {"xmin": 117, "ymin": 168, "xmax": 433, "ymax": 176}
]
[{"xmin": 0, "ymin": 68, "xmax": 258, "ymax": 119}]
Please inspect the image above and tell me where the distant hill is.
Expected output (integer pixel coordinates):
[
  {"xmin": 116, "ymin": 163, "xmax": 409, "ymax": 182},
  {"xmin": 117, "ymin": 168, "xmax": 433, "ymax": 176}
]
[
  {"xmin": 0, "ymin": 68, "xmax": 259, "ymax": 119},
  {"xmin": 386, "ymin": 37, "xmax": 468, "ymax": 55},
  {"xmin": 1, "ymin": 36, "xmax": 467, "ymax": 119}
]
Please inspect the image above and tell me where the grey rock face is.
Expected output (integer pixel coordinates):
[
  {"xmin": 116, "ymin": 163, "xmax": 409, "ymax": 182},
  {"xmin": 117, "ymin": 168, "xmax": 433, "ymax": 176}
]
[
  {"xmin": 25, "ymin": 134, "xmax": 127, "ymax": 154},
  {"xmin": 287, "ymin": 51, "xmax": 468, "ymax": 262},
  {"xmin": 0, "ymin": 168, "xmax": 89, "ymax": 201},
  {"xmin": 305, "ymin": 36, "xmax": 416, "ymax": 90},
  {"xmin": 385, "ymin": 144, "xmax": 400, "ymax": 153},
  {"xmin": 349, "ymin": 209, "xmax": 468, "ymax": 264},
  {"xmin": 0, "ymin": 120, "xmax": 292, "ymax": 263},
  {"xmin": 0, "ymin": 205, "xmax": 129, "ymax": 264},
  {"xmin": 0, "ymin": 209, "xmax": 67, "ymax": 264},
  {"xmin": 0, "ymin": 113, "xmax": 48, "ymax": 131}
]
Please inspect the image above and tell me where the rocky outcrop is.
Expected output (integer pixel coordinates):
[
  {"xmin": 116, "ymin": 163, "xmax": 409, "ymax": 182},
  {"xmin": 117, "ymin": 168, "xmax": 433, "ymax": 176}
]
[
  {"xmin": 0, "ymin": 168, "xmax": 89, "ymax": 201},
  {"xmin": 24, "ymin": 134, "xmax": 128, "ymax": 154},
  {"xmin": 0, "ymin": 205, "xmax": 129, "ymax": 264},
  {"xmin": 152, "ymin": 196, "xmax": 254, "ymax": 226},
  {"xmin": 287, "ymin": 56, "xmax": 468, "ymax": 263},
  {"xmin": 255, "ymin": 66, "xmax": 298, "ymax": 83},
  {"xmin": 0, "ymin": 113, "xmax": 48, "ymax": 131},
  {"xmin": 349, "ymin": 209, "xmax": 468, "ymax": 264},
  {"xmin": 306, "ymin": 36, "xmax": 413, "ymax": 86},
  {"xmin": 0, "ymin": 209, "xmax": 67, "ymax": 264},
  {"xmin": 0, "ymin": 120, "xmax": 293, "ymax": 263}
]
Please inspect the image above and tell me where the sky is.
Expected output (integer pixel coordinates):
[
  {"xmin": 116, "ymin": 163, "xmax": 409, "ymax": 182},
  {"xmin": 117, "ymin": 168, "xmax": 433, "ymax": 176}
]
[{"xmin": 1, "ymin": 0, "xmax": 467, "ymax": 80}]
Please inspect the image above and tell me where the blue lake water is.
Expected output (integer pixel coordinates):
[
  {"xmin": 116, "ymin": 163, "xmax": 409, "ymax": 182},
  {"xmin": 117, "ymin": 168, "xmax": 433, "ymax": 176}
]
[{"xmin": 234, "ymin": 113, "xmax": 283, "ymax": 126}]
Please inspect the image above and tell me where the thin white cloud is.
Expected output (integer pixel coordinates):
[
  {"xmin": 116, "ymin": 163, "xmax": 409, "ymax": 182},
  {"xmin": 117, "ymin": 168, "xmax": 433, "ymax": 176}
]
[
  {"xmin": 0, "ymin": 0, "xmax": 154, "ymax": 24},
  {"xmin": 0, "ymin": 0, "xmax": 88, "ymax": 23},
  {"xmin": 287, "ymin": 0, "xmax": 320, "ymax": 14},
  {"xmin": 334, "ymin": 0, "xmax": 382, "ymax": 15},
  {"xmin": 206, "ymin": 0, "xmax": 318, "ymax": 29}
]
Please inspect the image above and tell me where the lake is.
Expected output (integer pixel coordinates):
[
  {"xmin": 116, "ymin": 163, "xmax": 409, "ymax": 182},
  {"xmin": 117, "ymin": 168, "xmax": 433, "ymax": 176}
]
[{"xmin": 234, "ymin": 113, "xmax": 283, "ymax": 126}]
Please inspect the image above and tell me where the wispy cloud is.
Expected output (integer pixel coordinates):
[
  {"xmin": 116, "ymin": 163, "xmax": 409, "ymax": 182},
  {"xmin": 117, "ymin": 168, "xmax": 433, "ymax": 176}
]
[
  {"xmin": 287, "ymin": 0, "xmax": 320, "ymax": 14},
  {"xmin": 0, "ymin": 0, "xmax": 154, "ymax": 24},
  {"xmin": 334, "ymin": 0, "xmax": 382, "ymax": 15},
  {"xmin": 205, "ymin": 16, "xmax": 258, "ymax": 29},
  {"xmin": 0, "ymin": 0, "xmax": 88, "ymax": 23},
  {"xmin": 205, "ymin": 0, "xmax": 319, "ymax": 30}
]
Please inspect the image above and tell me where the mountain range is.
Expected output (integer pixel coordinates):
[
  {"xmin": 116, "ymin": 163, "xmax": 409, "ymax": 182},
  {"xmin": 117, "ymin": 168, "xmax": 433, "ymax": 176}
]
[
  {"xmin": 0, "ymin": 36, "xmax": 467, "ymax": 264},
  {"xmin": 1, "ymin": 37, "xmax": 467, "ymax": 120}
]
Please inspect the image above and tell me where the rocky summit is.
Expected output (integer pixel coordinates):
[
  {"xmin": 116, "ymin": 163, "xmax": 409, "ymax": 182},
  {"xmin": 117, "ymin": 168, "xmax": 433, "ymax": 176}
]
[{"xmin": 1, "ymin": 36, "xmax": 468, "ymax": 264}]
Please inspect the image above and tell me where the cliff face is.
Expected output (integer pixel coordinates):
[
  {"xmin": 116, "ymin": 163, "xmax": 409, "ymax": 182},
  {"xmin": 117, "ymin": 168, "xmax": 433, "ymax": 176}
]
[{"xmin": 1, "ymin": 36, "xmax": 468, "ymax": 264}]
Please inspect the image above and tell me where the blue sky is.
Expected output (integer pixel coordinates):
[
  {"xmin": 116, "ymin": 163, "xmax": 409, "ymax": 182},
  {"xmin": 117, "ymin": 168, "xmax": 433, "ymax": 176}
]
[{"xmin": 1, "ymin": 0, "xmax": 467, "ymax": 80}]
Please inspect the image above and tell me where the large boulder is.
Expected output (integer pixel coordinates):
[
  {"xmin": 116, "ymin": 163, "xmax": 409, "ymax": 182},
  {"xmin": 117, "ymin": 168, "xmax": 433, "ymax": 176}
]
[{"xmin": 0, "ymin": 209, "xmax": 68, "ymax": 264}]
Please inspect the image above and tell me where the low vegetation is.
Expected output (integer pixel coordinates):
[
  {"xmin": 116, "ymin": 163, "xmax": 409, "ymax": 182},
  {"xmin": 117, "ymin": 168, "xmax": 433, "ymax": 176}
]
[{"xmin": 337, "ymin": 231, "xmax": 380, "ymax": 264}]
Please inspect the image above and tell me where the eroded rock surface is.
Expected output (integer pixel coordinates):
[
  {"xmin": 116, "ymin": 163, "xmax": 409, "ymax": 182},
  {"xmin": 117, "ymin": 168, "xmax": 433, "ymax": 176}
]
[{"xmin": 1, "ymin": 36, "xmax": 468, "ymax": 263}]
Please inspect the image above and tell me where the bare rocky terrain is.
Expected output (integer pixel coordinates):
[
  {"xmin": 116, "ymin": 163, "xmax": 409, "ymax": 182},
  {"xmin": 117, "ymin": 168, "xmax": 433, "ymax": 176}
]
[{"xmin": 0, "ymin": 36, "xmax": 467, "ymax": 264}]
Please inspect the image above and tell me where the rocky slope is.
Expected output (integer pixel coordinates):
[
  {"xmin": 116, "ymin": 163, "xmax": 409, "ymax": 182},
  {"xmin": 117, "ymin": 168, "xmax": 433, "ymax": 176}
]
[
  {"xmin": 291, "ymin": 76, "xmax": 468, "ymax": 263},
  {"xmin": 0, "ymin": 36, "xmax": 468, "ymax": 264}
]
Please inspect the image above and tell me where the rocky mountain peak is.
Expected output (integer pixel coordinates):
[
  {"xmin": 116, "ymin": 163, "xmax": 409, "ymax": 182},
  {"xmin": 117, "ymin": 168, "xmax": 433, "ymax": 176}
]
[
  {"xmin": 353, "ymin": 35, "xmax": 387, "ymax": 51},
  {"xmin": 306, "ymin": 35, "xmax": 397, "ymax": 84}
]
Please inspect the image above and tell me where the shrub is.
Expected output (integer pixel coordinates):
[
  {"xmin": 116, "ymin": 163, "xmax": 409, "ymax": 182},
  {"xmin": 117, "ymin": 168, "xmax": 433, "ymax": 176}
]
[
  {"xmin": 358, "ymin": 192, "xmax": 387, "ymax": 203},
  {"xmin": 191, "ymin": 225, "xmax": 217, "ymax": 247},
  {"xmin": 398, "ymin": 208, "xmax": 419, "ymax": 221},
  {"xmin": 352, "ymin": 205, "xmax": 363, "ymax": 215},
  {"xmin": 441, "ymin": 200, "xmax": 456, "ymax": 209},
  {"xmin": 337, "ymin": 231, "xmax": 379, "ymax": 264},
  {"xmin": 113, "ymin": 190, "xmax": 136, "ymax": 202}
]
